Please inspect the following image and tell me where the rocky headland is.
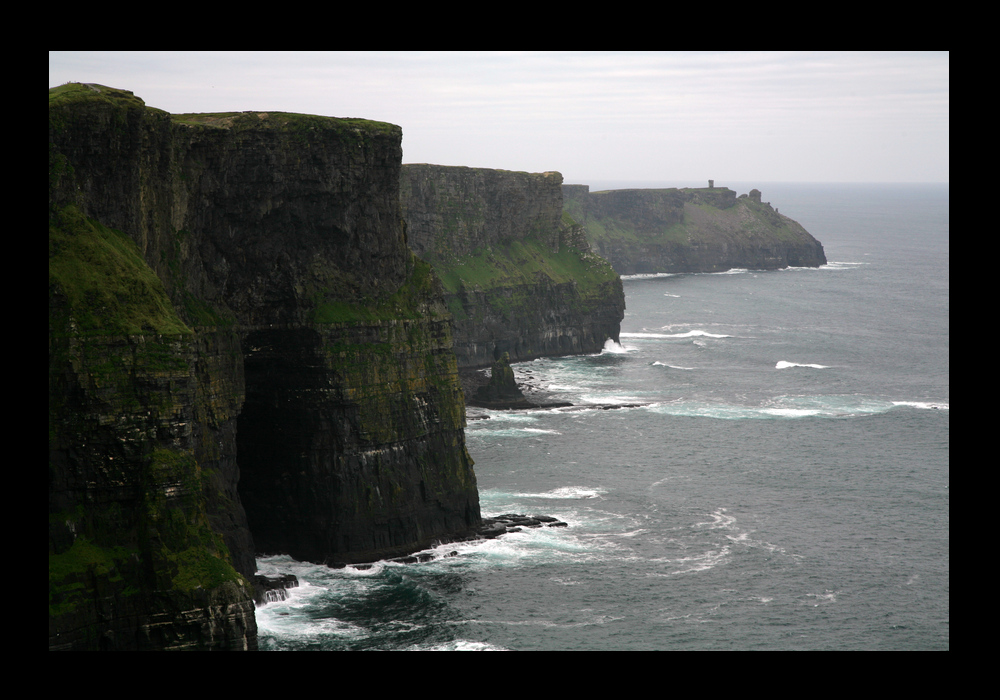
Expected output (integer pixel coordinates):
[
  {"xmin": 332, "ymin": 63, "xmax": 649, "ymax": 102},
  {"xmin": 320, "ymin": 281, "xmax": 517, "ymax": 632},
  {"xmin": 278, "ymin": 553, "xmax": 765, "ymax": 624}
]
[
  {"xmin": 49, "ymin": 84, "xmax": 809, "ymax": 652},
  {"xmin": 562, "ymin": 184, "xmax": 827, "ymax": 274},
  {"xmin": 48, "ymin": 84, "xmax": 481, "ymax": 649},
  {"xmin": 401, "ymin": 164, "xmax": 625, "ymax": 369}
]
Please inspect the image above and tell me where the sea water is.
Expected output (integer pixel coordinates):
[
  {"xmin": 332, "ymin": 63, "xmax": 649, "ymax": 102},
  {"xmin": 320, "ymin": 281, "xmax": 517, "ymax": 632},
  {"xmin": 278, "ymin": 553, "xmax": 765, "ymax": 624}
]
[{"xmin": 255, "ymin": 183, "xmax": 949, "ymax": 650}]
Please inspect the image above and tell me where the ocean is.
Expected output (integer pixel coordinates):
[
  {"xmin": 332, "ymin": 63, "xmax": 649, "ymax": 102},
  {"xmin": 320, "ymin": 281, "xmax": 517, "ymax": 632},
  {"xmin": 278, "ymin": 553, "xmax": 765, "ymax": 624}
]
[{"xmin": 254, "ymin": 182, "xmax": 949, "ymax": 650}]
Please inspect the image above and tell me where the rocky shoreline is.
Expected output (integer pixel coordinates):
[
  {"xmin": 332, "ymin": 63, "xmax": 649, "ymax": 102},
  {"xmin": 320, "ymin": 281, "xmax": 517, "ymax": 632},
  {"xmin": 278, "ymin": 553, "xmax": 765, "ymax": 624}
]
[
  {"xmin": 254, "ymin": 513, "xmax": 569, "ymax": 593},
  {"xmin": 460, "ymin": 363, "xmax": 647, "ymax": 416}
]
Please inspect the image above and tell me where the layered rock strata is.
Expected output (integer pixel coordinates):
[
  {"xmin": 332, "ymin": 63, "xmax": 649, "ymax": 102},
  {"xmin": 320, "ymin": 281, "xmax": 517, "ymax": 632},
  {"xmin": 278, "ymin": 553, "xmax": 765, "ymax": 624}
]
[
  {"xmin": 49, "ymin": 84, "xmax": 480, "ymax": 649},
  {"xmin": 401, "ymin": 164, "xmax": 625, "ymax": 368},
  {"xmin": 563, "ymin": 185, "xmax": 827, "ymax": 274}
]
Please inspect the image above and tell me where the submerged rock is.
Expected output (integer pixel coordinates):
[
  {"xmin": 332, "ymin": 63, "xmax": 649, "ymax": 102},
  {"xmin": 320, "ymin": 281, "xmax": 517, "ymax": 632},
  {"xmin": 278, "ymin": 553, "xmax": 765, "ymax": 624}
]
[
  {"xmin": 478, "ymin": 513, "xmax": 569, "ymax": 536},
  {"xmin": 253, "ymin": 573, "xmax": 299, "ymax": 605}
]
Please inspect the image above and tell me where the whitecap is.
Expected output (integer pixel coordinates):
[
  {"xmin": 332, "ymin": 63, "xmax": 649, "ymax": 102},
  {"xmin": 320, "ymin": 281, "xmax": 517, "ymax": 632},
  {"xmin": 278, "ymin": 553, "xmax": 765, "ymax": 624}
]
[
  {"xmin": 621, "ymin": 272, "xmax": 677, "ymax": 280},
  {"xmin": 891, "ymin": 400, "xmax": 949, "ymax": 411},
  {"xmin": 806, "ymin": 590, "xmax": 838, "ymax": 605},
  {"xmin": 621, "ymin": 329, "xmax": 732, "ymax": 339},
  {"xmin": 601, "ymin": 338, "xmax": 631, "ymax": 354},
  {"xmin": 472, "ymin": 427, "xmax": 559, "ymax": 439},
  {"xmin": 694, "ymin": 507, "xmax": 736, "ymax": 529},
  {"xmin": 649, "ymin": 395, "xmax": 899, "ymax": 420},
  {"xmin": 539, "ymin": 486, "xmax": 606, "ymax": 499},
  {"xmin": 821, "ymin": 261, "xmax": 869, "ymax": 270},
  {"xmin": 407, "ymin": 640, "xmax": 509, "ymax": 651},
  {"xmin": 654, "ymin": 545, "xmax": 732, "ymax": 575},
  {"xmin": 775, "ymin": 360, "xmax": 830, "ymax": 369},
  {"xmin": 580, "ymin": 393, "xmax": 643, "ymax": 406},
  {"xmin": 760, "ymin": 407, "xmax": 824, "ymax": 417}
]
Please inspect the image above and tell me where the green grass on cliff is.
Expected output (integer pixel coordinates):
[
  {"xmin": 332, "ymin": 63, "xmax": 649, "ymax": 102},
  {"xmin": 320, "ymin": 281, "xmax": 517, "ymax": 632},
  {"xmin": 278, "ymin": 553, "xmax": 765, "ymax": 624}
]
[
  {"xmin": 49, "ymin": 206, "xmax": 191, "ymax": 336},
  {"xmin": 311, "ymin": 254, "xmax": 443, "ymax": 324},
  {"xmin": 566, "ymin": 194, "xmax": 809, "ymax": 251},
  {"xmin": 49, "ymin": 83, "xmax": 400, "ymax": 139},
  {"xmin": 49, "ymin": 83, "xmax": 149, "ymax": 111},
  {"xmin": 170, "ymin": 110, "xmax": 400, "ymax": 140},
  {"xmin": 430, "ymin": 236, "xmax": 618, "ymax": 296}
]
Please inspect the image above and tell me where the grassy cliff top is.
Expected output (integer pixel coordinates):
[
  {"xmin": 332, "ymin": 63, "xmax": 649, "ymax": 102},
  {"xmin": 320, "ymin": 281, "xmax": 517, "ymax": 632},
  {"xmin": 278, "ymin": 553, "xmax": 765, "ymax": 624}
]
[
  {"xmin": 49, "ymin": 82, "xmax": 150, "ymax": 110},
  {"xmin": 404, "ymin": 163, "xmax": 562, "ymax": 180},
  {"xmin": 170, "ymin": 110, "xmax": 400, "ymax": 137},
  {"xmin": 49, "ymin": 83, "xmax": 400, "ymax": 136},
  {"xmin": 565, "ymin": 186, "xmax": 809, "ymax": 248}
]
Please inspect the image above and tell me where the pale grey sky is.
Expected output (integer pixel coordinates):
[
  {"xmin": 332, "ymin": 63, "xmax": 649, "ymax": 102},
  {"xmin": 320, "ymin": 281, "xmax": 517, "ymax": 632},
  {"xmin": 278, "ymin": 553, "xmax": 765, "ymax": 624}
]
[{"xmin": 49, "ymin": 51, "xmax": 949, "ymax": 184}]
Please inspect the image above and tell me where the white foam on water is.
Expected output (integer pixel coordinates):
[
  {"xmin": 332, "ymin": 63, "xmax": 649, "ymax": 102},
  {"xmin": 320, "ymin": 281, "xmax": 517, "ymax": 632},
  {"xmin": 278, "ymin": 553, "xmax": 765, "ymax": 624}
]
[
  {"xmin": 648, "ymin": 545, "xmax": 733, "ymax": 576},
  {"xmin": 648, "ymin": 394, "xmax": 907, "ymax": 420},
  {"xmin": 775, "ymin": 360, "xmax": 830, "ymax": 369},
  {"xmin": 821, "ymin": 261, "xmax": 869, "ymax": 270},
  {"xmin": 693, "ymin": 507, "xmax": 737, "ymax": 530},
  {"xmin": 601, "ymin": 338, "xmax": 632, "ymax": 354},
  {"xmin": 621, "ymin": 272, "xmax": 677, "ymax": 280},
  {"xmin": 533, "ymin": 485, "xmax": 607, "ymax": 499},
  {"xmin": 579, "ymin": 393, "xmax": 644, "ymax": 406},
  {"xmin": 621, "ymin": 329, "xmax": 733, "ymax": 339},
  {"xmin": 468, "ymin": 410, "xmax": 538, "ymax": 423},
  {"xmin": 892, "ymin": 400, "xmax": 949, "ymax": 411},
  {"xmin": 406, "ymin": 640, "xmax": 510, "ymax": 651},
  {"xmin": 806, "ymin": 590, "xmax": 839, "ymax": 606},
  {"xmin": 760, "ymin": 407, "xmax": 824, "ymax": 417},
  {"xmin": 470, "ymin": 427, "xmax": 560, "ymax": 439}
]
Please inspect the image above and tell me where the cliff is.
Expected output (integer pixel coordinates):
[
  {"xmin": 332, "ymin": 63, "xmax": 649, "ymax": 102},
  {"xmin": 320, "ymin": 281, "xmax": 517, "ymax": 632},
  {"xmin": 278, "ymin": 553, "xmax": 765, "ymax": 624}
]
[
  {"xmin": 401, "ymin": 164, "xmax": 625, "ymax": 368},
  {"xmin": 49, "ymin": 84, "xmax": 480, "ymax": 649},
  {"xmin": 562, "ymin": 185, "xmax": 827, "ymax": 274}
]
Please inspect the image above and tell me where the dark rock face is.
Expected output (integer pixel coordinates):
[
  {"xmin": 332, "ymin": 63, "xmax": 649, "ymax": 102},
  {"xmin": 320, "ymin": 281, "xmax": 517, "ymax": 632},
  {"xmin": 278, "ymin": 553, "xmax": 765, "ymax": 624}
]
[
  {"xmin": 402, "ymin": 164, "xmax": 564, "ymax": 259},
  {"xmin": 471, "ymin": 352, "xmax": 528, "ymax": 407},
  {"xmin": 49, "ymin": 84, "xmax": 480, "ymax": 649},
  {"xmin": 237, "ymin": 319, "xmax": 478, "ymax": 566},
  {"xmin": 253, "ymin": 574, "xmax": 299, "ymax": 605},
  {"xmin": 401, "ymin": 164, "xmax": 625, "ymax": 369},
  {"xmin": 563, "ymin": 185, "xmax": 827, "ymax": 274}
]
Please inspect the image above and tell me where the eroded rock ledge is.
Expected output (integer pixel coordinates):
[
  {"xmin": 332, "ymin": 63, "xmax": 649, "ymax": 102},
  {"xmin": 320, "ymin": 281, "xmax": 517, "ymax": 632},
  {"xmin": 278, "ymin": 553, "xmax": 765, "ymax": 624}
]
[{"xmin": 327, "ymin": 513, "xmax": 570, "ymax": 571}]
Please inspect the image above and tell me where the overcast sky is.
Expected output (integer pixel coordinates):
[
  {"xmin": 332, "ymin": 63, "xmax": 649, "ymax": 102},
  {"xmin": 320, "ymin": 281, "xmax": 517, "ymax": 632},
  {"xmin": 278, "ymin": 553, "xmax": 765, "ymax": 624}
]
[{"xmin": 49, "ymin": 51, "xmax": 949, "ymax": 185}]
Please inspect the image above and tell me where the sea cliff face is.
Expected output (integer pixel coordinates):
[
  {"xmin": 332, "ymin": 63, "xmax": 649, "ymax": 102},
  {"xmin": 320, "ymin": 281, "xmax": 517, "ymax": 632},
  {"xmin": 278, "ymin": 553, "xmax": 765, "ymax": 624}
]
[
  {"xmin": 401, "ymin": 164, "xmax": 625, "ymax": 368},
  {"xmin": 48, "ymin": 84, "xmax": 480, "ymax": 649},
  {"xmin": 563, "ymin": 185, "xmax": 827, "ymax": 274}
]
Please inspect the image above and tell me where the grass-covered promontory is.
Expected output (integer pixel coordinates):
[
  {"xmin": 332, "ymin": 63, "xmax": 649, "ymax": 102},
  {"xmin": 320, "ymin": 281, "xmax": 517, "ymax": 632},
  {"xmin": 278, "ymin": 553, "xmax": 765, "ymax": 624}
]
[{"xmin": 563, "ymin": 186, "xmax": 827, "ymax": 274}]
